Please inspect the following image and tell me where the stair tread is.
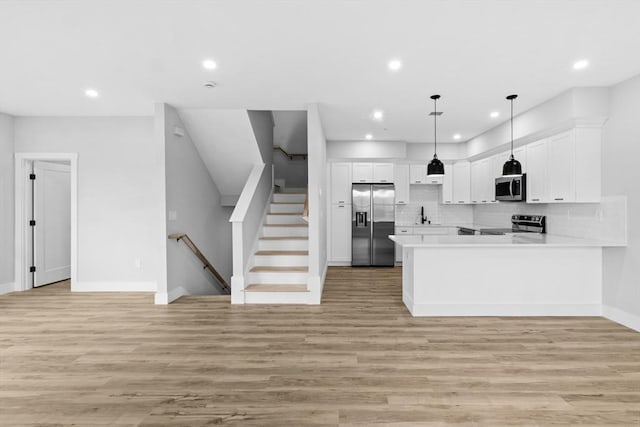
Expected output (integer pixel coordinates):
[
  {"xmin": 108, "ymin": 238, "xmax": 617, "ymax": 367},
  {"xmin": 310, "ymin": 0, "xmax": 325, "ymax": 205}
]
[
  {"xmin": 271, "ymin": 202, "xmax": 304, "ymax": 205},
  {"xmin": 260, "ymin": 236, "xmax": 308, "ymax": 240},
  {"xmin": 263, "ymin": 224, "xmax": 308, "ymax": 227},
  {"xmin": 244, "ymin": 284, "xmax": 308, "ymax": 292},
  {"xmin": 249, "ymin": 266, "xmax": 309, "ymax": 272},
  {"xmin": 268, "ymin": 213, "xmax": 303, "ymax": 215},
  {"xmin": 255, "ymin": 250, "xmax": 309, "ymax": 256}
]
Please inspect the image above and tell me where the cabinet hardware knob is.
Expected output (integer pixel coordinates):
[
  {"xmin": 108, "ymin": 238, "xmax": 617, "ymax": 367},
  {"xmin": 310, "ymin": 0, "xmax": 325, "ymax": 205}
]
[
  {"xmin": 554, "ymin": 198, "xmax": 563, "ymax": 201},
  {"xmin": 532, "ymin": 198, "xmax": 539, "ymax": 201}
]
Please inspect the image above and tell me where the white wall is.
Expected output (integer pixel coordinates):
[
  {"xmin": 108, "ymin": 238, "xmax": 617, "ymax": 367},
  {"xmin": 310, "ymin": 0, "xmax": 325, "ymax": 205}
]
[
  {"xmin": 163, "ymin": 104, "xmax": 233, "ymax": 299},
  {"xmin": 273, "ymin": 111, "xmax": 307, "ymax": 153},
  {"xmin": 602, "ymin": 74, "xmax": 640, "ymax": 328},
  {"xmin": 14, "ymin": 117, "xmax": 164, "ymax": 291},
  {"xmin": 307, "ymin": 104, "xmax": 327, "ymax": 303},
  {"xmin": 247, "ymin": 110, "xmax": 274, "ymax": 166},
  {"xmin": 466, "ymin": 87, "xmax": 609, "ymax": 159},
  {"xmin": 0, "ymin": 113, "xmax": 14, "ymax": 289}
]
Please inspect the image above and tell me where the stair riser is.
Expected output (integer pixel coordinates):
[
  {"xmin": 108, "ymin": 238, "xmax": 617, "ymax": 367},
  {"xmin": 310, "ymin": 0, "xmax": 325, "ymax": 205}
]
[
  {"xmin": 244, "ymin": 292, "xmax": 310, "ymax": 304},
  {"xmin": 265, "ymin": 215, "xmax": 307, "ymax": 224},
  {"xmin": 258, "ymin": 240, "xmax": 309, "ymax": 251},
  {"xmin": 263, "ymin": 227, "xmax": 308, "ymax": 237},
  {"xmin": 270, "ymin": 204, "xmax": 304, "ymax": 214},
  {"xmin": 248, "ymin": 272, "xmax": 309, "ymax": 284},
  {"xmin": 273, "ymin": 194, "xmax": 306, "ymax": 203},
  {"xmin": 254, "ymin": 255, "xmax": 309, "ymax": 267}
]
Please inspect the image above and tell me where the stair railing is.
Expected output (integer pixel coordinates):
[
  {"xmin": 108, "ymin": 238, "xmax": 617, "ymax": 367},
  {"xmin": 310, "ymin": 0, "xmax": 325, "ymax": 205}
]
[
  {"xmin": 273, "ymin": 145, "xmax": 307, "ymax": 160},
  {"xmin": 168, "ymin": 233, "xmax": 231, "ymax": 294}
]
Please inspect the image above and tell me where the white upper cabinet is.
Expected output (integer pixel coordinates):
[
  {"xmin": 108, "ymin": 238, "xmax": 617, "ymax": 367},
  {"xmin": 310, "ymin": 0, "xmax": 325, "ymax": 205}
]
[
  {"xmin": 513, "ymin": 146, "xmax": 527, "ymax": 173},
  {"xmin": 452, "ymin": 161, "xmax": 471, "ymax": 204},
  {"xmin": 442, "ymin": 164, "xmax": 454, "ymax": 204},
  {"xmin": 409, "ymin": 164, "xmax": 427, "ymax": 184},
  {"xmin": 330, "ymin": 163, "xmax": 352, "ymax": 205},
  {"xmin": 394, "ymin": 164, "xmax": 410, "ymax": 205},
  {"xmin": 373, "ymin": 163, "xmax": 394, "ymax": 183},
  {"xmin": 574, "ymin": 128, "xmax": 601, "ymax": 203},
  {"xmin": 471, "ymin": 158, "xmax": 490, "ymax": 203},
  {"xmin": 548, "ymin": 130, "xmax": 576, "ymax": 203},
  {"xmin": 351, "ymin": 162, "xmax": 394, "ymax": 183},
  {"xmin": 526, "ymin": 139, "xmax": 549, "ymax": 203},
  {"xmin": 352, "ymin": 162, "xmax": 374, "ymax": 183}
]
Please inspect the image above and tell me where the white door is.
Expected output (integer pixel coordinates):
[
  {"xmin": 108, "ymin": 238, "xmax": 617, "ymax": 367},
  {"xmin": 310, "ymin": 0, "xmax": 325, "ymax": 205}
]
[
  {"xmin": 372, "ymin": 163, "xmax": 394, "ymax": 183},
  {"xmin": 33, "ymin": 161, "xmax": 71, "ymax": 287},
  {"xmin": 330, "ymin": 204, "xmax": 352, "ymax": 262}
]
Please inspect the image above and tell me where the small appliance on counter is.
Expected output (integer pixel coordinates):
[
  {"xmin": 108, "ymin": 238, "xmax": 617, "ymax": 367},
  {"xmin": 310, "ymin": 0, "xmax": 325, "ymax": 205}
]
[
  {"xmin": 352, "ymin": 183, "xmax": 395, "ymax": 266},
  {"xmin": 495, "ymin": 174, "xmax": 526, "ymax": 201},
  {"xmin": 479, "ymin": 214, "xmax": 546, "ymax": 235}
]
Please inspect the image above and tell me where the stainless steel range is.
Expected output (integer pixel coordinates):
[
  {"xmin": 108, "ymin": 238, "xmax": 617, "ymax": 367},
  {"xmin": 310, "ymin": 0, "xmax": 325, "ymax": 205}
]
[{"xmin": 479, "ymin": 215, "xmax": 546, "ymax": 235}]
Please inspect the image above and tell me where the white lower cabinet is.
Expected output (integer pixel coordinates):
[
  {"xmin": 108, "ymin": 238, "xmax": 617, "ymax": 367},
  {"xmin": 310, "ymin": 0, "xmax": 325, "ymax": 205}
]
[
  {"xmin": 394, "ymin": 227, "xmax": 412, "ymax": 263},
  {"xmin": 330, "ymin": 204, "xmax": 351, "ymax": 262}
]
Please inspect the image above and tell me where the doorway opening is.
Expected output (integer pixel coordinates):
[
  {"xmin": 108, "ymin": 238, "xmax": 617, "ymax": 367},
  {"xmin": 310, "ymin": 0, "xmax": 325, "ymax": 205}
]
[{"xmin": 14, "ymin": 153, "xmax": 78, "ymax": 292}]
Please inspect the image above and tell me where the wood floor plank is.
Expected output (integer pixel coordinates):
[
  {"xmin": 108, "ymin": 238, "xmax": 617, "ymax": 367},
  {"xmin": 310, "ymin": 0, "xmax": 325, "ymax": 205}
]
[{"xmin": 0, "ymin": 267, "xmax": 639, "ymax": 426}]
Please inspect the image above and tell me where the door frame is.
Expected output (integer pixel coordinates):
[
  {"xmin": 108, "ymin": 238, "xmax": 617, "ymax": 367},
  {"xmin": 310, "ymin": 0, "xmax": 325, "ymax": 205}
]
[{"xmin": 14, "ymin": 153, "xmax": 78, "ymax": 292}]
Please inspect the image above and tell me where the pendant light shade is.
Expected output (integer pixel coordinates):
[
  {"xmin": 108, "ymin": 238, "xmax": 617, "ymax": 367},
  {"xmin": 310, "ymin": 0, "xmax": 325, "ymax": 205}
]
[
  {"xmin": 502, "ymin": 94, "xmax": 522, "ymax": 176},
  {"xmin": 427, "ymin": 94, "xmax": 445, "ymax": 176}
]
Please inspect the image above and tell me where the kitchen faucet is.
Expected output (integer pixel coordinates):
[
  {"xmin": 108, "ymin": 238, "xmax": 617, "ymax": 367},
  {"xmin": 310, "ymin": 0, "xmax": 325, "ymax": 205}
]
[{"xmin": 420, "ymin": 206, "xmax": 429, "ymax": 224}]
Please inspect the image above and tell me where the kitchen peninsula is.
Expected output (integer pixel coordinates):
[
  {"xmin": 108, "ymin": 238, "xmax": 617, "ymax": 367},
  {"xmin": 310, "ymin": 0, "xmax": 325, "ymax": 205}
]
[{"xmin": 390, "ymin": 232, "xmax": 625, "ymax": 317}]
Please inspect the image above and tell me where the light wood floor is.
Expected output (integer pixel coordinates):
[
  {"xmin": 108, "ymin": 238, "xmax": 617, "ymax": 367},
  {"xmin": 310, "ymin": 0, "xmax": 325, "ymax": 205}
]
[{"xmin": 1, "ymin": 267, "xmax": 639, "ymax": 426}]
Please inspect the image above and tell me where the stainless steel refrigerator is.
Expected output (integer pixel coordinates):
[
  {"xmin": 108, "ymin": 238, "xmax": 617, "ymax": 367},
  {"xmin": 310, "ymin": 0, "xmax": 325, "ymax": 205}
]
[{"xmin": 352, "ymin": 183, "xmax": 395, "ymax": 266}]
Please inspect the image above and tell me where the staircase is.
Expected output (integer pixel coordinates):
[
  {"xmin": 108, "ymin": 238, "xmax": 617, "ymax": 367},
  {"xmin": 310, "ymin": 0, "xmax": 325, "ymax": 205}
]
[{"xmin": 244, "ymin": 192, "xmax": 310, "ymax": 303}]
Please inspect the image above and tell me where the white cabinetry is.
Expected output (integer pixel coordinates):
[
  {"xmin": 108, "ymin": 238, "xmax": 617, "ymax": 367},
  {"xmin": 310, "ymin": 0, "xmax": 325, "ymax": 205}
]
[
  {"xmin": 452, "ymin": 162, "xmax": 471, "ymax": 204},
  {"xmin": 352, "ymin": 162, "xmax": 394, "ymax": 183},
  {"xmin": 442, "ymin": 164, "xmax": 453, "ymax": 204},
  {"xmin": 526, "ymin": 139, "xmax": 549, "ymax": 203},
  {"xmin": 409, "ymin": 164, "xmax": 427, "ymax": 184},
  {"xmin": 548, "ymin": 130, "xmax": 576, "ymax": 203},
  {"xmin": 394, "ymin": 164, "xmax": 410, "ymax": 205},
  {"xmin": 574, "ymin": 128, "xmax": 601, "ymax": 203},
  {"xmin": 330, "ymin": 204, "xmax": 351, "ymax": 262},
  {"xmin": 373, "ymin": 163, "xmax": 394, "ymax": 183},
  {"xmin": 394, "ymin": 227, "xmax": 412, "ymax": 263},
  {"xmin": 330, "ymin": 163, "xmax": 352, "ymax": 205},
  {"xmin": 352, "ymin": 163, "xmax": 374, "ymax": 183},
  {"xmin": 471, "ymin": 158, "xmax": 491, "ymax": 204}
]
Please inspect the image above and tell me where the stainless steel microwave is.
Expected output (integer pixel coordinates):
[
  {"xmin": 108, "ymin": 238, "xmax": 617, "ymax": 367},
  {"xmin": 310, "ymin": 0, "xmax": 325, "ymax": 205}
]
[{"xmin": 495, "ymin": 174, "xmax": 526, "ymax": 201}]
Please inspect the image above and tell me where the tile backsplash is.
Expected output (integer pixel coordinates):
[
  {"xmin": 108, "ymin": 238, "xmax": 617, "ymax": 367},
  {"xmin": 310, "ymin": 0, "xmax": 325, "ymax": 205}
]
[
  {"xmin": 396, "ymin": 185, "xmax": 473, "ymax": 226},
  {"xmin": 394, "ymin": 185, "xmax": 627, "ymax": 244},
  {"xmin": 473, "ymin": 196, "xmax": 627, "ymax": 243}
]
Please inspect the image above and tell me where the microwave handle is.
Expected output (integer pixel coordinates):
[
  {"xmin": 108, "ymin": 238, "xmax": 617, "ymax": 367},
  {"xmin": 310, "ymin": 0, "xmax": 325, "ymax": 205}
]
[{"xmin": 511, "ymin": 180, "xmax": 515, "ymax": 198}]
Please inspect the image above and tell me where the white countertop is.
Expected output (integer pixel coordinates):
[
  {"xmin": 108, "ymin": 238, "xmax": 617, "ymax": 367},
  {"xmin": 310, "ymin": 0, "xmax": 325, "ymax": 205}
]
[{"xmin": 389, "ymin": 233, "xmax": 626, "ymax": 248}]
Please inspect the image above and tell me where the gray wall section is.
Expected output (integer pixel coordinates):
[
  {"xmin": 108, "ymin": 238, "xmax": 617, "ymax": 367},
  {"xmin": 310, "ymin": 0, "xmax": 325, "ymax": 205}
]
[
  {"xmin": 247, "ymin": 111, "xmax": 274, "ymax": 167},
  {"xmin": 602, "ymin": 74, "xmax": 640, "ymax": 318},
  {"xmin": 164, "ymin": 104, "xmax": 233, "ymax": 295},
  {"xmin": 0, "ymin": 113, "xmax": 14, "ymax": 284},
  {"xmin": 273, "ymin": 153, "xmax": 308, "ymax": 189}
]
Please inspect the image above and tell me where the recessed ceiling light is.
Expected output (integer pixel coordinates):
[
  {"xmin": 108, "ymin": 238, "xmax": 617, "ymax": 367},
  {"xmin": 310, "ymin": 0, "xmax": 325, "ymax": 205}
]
[
  {"xmin": 490, "ymin": 111, "xmax": 500, "ymax": 118},
  {"xmin": 202, "ymin": 59, "xmax": 217, "ymax": 70},
  {"xmin": 453, "ymin": 134, "xmax": 461, "ymax": 140},
  {"xmin": 388, "ymin": 59, "xmax": 402, "ymax": 71},
  {"xmin": 573, "ymin": 59, "xmax": 589, "ymax": 70},
  {"xmin": 365, "ymin": 133, "xmax": 373, "ymax": 140},
  {"xmin": 372, "ymin": 110, "xmax": 384, "ymax": 120},
  {"xmin": 85, "ymin": 88, "xmax": 99, "ymax": 98}
]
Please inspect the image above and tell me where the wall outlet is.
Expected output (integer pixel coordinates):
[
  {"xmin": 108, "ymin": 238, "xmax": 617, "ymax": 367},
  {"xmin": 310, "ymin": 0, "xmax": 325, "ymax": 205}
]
[{"xmin": 168, "ymin": 210, "xmax": 177, "ymax": 221}]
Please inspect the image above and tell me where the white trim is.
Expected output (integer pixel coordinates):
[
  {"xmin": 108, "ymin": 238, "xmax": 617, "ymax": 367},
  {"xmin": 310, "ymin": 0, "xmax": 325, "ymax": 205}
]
[
  {"xmin": 14, "ymin": 153, "xmax": 78, "ymax": 293},
  {"xmin": 0, "ymin": 282, "xmax": 16, "ymax": 295},
  {"xmin": 407, "ymin": 303, "xmax": 602, "ymax": 317},
  {"xmin": 73, "ymin": 281, "xmax": 157, "ymax": 292},
  {"xmin": 328, "ymin": 261, "xmax": 351, "ymax": 266},
  {"xmin": 603, "ymin": 305, "xmax": 640, "ymax": 332},
  {"xmin": 155, "ymin": 286, "xmax": 187, "ymax": 304}
]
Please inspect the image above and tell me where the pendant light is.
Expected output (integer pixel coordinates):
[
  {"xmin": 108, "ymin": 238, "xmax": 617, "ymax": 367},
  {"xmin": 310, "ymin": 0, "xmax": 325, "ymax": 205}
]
[
  {"xmin": 427, "ymin": 94, "xmax": 444, "ymax": 176},
  {"xmin": 502, "ymin": 94, "xmax": 522, "ymax": 175}
]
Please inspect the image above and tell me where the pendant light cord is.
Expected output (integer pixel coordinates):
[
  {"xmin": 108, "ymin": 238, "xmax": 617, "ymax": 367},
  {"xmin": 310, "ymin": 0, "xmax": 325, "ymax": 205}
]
[
  {"xmin": 433, "ymin": 97, "xmax": 437, "ymax": 157},
  {"xmin": 510, "ymin": 97, "xmax": 514, "ymax": 158}
]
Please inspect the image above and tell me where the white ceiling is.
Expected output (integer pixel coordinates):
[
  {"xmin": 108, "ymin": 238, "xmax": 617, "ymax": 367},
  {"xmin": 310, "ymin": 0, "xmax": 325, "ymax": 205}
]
[{"xmin": 1, "ymin": 0, "xmax": 639, "ymax": 144}]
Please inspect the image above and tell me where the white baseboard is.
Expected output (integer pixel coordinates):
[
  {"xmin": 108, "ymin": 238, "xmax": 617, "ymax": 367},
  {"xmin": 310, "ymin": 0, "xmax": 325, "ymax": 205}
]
[
  {"xmin": 72, "ymin": 281, "xmax": 157, "ymax": 292},
  {"xmin": 0, "ymin": 282, "xmax": 16, "ymax": 295},
  {"xmin": 603, "ymin": 305, "xmax": 640, "ymax": 332},
  {"xmin": 155, "ymin": 286, "xmax": 187, "ymax": 304},
  {"xmin": 408, "ymin": 303, "xmax": 602, "ymax": 317},
  {"xmin": 328, "ymin": 261, "xmax": 351, "ymax": 266}
]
